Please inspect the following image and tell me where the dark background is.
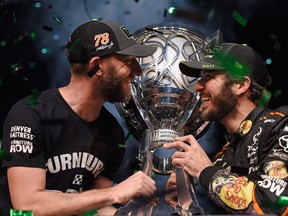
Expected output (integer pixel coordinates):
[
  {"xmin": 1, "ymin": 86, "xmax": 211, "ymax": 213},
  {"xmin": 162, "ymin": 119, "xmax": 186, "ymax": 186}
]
[{"xmin": 1, "ymin": 0, "xmax": 288, "ymax": 138}]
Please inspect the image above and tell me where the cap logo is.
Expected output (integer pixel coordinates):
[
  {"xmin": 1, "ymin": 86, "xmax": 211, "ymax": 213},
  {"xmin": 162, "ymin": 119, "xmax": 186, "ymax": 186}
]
[
  {"xmin": 202, "ymin": 64, "xmax": 216, "ymax": 68},
  {"xmin": 120, "ymin": 26, "xmax": 133, "ymax": 38},
  {"xmin": 235, "ymin": 61, "xmax": 243, "ymax": 70},
  {"xmin": 94, "ymin": 32, "xmax": 114, "ymax": 52},
  {"xmin": 206, "ymin": 46, "xmax": 222, "ymax": 58}
]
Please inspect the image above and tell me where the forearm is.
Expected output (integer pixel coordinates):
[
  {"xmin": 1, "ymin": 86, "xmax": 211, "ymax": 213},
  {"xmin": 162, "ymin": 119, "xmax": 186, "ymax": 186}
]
[
  {"xmin": 199, "ymin": 167, "xmax": 256, "ymax": 214},
  {"xmin": 199, "ymin": 167, "xmax": 288, "ymax": 215},
  {"xmin": 9, "ymin": 167, "xmax": 155, "ymax": 215},
  {"xmin": 14, "ymin": 188, "xmax": 116, "ymax": 216}
]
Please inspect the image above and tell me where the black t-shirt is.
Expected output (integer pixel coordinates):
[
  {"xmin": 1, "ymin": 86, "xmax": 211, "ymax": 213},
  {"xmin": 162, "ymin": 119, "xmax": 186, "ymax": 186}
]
[{"xmin": 0, "ymin": 88, "xmax": 125, "ymax": 214}]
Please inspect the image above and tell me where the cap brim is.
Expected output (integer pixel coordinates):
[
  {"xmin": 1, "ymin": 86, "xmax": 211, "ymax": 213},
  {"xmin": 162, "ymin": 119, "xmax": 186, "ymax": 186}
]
[
  {"xmin": 179, "ymin": 60, "xmax": 224, "ymax": 77},
  {"xmin": 117, "ymin": 44, "xmax": 157, "ymax": 57}
]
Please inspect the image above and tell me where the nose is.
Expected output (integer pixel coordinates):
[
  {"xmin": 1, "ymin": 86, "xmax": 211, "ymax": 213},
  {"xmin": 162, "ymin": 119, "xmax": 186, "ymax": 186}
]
[
  {"xmin": 131, "ymin": 58, "xmax": 142, "ymax": 76},
  {"xmin": 194, "ymin": 78, "xmax": 205, "ymax": 92}
]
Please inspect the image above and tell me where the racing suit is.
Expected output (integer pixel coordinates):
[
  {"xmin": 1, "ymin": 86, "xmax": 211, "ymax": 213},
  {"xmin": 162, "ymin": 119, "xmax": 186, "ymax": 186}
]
[{"xmin": 199, "ymin": 106, "xmax": 288, "ymax": 215}]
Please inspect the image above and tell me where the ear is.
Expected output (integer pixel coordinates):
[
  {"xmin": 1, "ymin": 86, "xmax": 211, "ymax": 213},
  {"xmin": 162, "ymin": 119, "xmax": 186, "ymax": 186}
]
[
  {"xmin": 235, "ymin": 76, "xmax": 251, "ymax": 96},
  {"xmin": 87, "ymin": 57, "xmax": 101, "ymax": 77}
]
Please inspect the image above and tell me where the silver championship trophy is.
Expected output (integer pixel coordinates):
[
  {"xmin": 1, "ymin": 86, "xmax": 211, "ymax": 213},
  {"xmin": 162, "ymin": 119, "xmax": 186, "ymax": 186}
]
[{"xmin": 115, "ymin": 23, "xmax": 222, "ymax": 215}]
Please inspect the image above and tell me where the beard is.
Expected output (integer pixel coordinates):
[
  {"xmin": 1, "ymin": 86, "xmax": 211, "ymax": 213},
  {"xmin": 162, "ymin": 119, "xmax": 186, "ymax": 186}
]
[
  {"xmin": 100, "ymin": 65, "xmax": 132, "ymax": 103},
  {"xmin": 201, "ymin": 82, "xmax": 237, "ymax": 122}
]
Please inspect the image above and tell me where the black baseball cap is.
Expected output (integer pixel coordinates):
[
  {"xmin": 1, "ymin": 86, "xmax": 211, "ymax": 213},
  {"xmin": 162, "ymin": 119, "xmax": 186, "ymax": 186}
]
[
  {"xmin": 67, "ymin": 20, "xmax": 157, "ymax": 63},
  {"xmin": 179, "ymin": 43, "xmax": 271, "ymax": 87}
]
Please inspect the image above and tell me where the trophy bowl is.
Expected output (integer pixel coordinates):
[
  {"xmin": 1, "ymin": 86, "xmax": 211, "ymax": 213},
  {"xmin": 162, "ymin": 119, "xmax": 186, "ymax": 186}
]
[
  {"xmin": 116, "ymin": 22, "xmax": 210, "ymax": 173},
  {"xmin": 116, "ymin": 22, "xmax": 209, "ymax": 140}
]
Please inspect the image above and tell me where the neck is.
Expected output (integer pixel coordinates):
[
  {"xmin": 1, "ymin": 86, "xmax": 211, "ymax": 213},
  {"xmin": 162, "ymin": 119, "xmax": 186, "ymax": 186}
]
[
  {"xmin": 59, "ymin": 76, "xmax": 105, "ymax": 121},
  {"xmin": 220, "ymin": 100, "xmax": 256, "ymax": 134}
]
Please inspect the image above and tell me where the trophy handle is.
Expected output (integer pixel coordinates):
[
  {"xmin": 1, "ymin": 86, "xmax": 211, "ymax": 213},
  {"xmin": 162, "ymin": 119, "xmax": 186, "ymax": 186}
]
[{"xmin": 176, "ymin": 92, "xmax": 201, "ymax": 132}]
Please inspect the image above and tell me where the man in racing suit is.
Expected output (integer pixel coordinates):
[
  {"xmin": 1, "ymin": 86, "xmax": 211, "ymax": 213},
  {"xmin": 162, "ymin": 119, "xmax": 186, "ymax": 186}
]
[{"xmin": 164, "ymin": 42, "xmax": 288, "ymax": 215}]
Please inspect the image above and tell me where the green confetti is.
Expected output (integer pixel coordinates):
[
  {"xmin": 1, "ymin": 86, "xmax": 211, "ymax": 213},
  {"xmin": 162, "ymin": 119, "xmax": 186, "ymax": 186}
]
[
  {"xmin": 257, "ymin": 89, "xmax": 271, "ymax": 107},
  {"xmin": 52, "ymin": 16, "xmax": 62, "ymax": 23},
  {"xmin": 208, "ymin": 8, "xmax": 215, "ymax": 19},
  {"xmin": 278, "ymin": 196, "xmax": 288, "ymax": 205},
  {"xmin": 270, "ymin": 34, "xmax": 278, "ymax": 40},
  {"xmin": 261, "ymin": 200, "xmax": 285, "ymax": 210},
  {"xmin": 127, "ymin": 133, "xmax": 134, "ymax": 141},
  {"xmin": 10, "ymin": 60, "xmax": 22, "ymax": 74},
  {"xmin": 0, "ymin": 40, "xmax": 7, "ymax": 47},
  {"xmin": 10, "ymin": 209, "xmax": 33, "ymax": 216},
  {"xmin": 273, "ymin": 89, "xmax": 282, "ymax": 98},
  {"xmin": 117, "ymin": 144, "xmax": 125, "ymax": 148},
  {"xmin": 213, "ymin": 48, "xmax": 250, "ymax": 78},
  {"xmin": 13, "ymin": 35, "xmax": 24, "ymax": 44},
  {"xmin": 82, "ymin": 209, "xmax": 97, "ymax": 216},
  {"xmin": 168, "ymin": 7, "xmax": 177, "ymax": 14},
  {"xmin": 26, "ymin": 89, "xmax": 41, "ymax": 106},
  {"xmin": 30, "ymin": 32, "xmax": 37, "ymax": 40},
  {"xmin": 67, "ymin": 38, "xmax": 80, "ymax": 53},
  {"xmin": 232, "ymin": 11, "xmax": 247, "ymax": 26},
  {"xmin": 125, "ymin": 132, "xmax": 136, "ymax": 141},
  {"xmin": 0, "ymin": 148, "xmax": 12, "ymax": 161}
]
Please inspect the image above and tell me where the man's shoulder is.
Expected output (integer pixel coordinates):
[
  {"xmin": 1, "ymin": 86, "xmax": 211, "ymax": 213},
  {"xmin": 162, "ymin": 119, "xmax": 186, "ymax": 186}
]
[
  {"xmin": 11, "ymin": 88, "xmax": 57, "ymax": 107},
  {"xmin": 256, "ymin": 105, "xmax": 288, "ymax": 128},
  {"xmin": 272, "ymin": 105, "xmax": 288, "ymax": 114},
  {"xmin": 265, "ymin": 105, "xmax": 288, "ymax": 118},
  {"xmin": 6, "ymin": 88, "xmax": 61, "ymax": 120}
]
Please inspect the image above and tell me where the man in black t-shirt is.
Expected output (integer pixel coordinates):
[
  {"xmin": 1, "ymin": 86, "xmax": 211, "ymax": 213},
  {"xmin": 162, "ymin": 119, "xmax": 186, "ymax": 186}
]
[{"xmin": 0, "ymin": 20, "xmax": 157, "ymax": 215}]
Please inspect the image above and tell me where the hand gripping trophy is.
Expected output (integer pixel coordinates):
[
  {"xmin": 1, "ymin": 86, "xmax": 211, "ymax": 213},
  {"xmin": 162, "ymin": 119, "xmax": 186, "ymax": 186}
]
[{"xmin": 115, "ymin": 23, "xmax": 222, "ymax": 215}]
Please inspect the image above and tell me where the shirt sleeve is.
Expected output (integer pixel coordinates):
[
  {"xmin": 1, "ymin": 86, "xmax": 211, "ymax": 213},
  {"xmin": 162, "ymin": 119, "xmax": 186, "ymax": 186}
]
[
  {"xmin": 1, "ymin": 100, "xmax": 46, "ymax": 169},
  {"xmin": 199, "ymin": 119, "xmax": 288, "ymax": 215}
]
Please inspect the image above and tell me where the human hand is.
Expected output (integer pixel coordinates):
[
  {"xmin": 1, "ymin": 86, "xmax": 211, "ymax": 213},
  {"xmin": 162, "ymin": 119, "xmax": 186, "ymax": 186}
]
[
  {"xmin": 163, "ymin": 135, "xmax": 213, "ymax": 179},
  {"xmin": 112, "ymin": 171, "xmax": 156, "ymax": 204},
  {"xmin": 164, "ymin": 172, "xmax": 178, "ymax": 207}
]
